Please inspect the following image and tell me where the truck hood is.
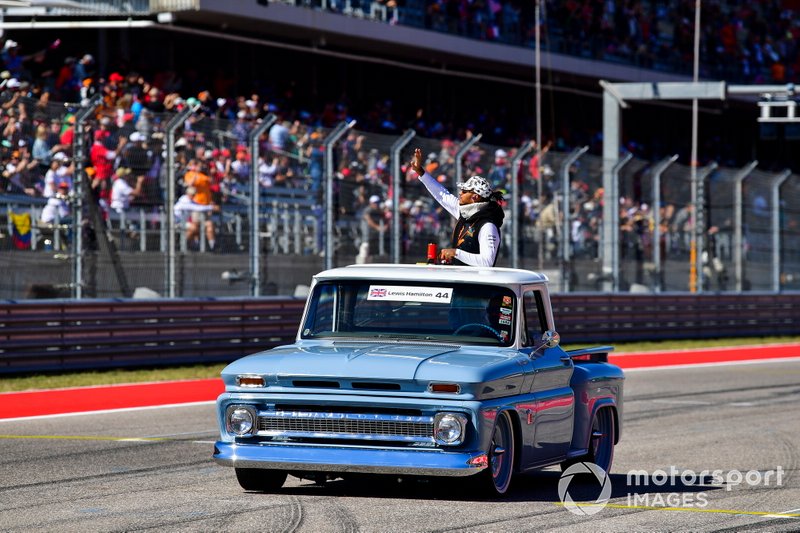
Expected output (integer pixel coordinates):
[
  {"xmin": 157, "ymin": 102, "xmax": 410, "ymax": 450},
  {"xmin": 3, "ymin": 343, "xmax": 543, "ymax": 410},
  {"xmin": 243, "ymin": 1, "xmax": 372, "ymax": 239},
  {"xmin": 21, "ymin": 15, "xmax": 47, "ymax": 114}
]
[{"xmin": 222, "ymin": 341, "xmax": 527, "ymax": 384}]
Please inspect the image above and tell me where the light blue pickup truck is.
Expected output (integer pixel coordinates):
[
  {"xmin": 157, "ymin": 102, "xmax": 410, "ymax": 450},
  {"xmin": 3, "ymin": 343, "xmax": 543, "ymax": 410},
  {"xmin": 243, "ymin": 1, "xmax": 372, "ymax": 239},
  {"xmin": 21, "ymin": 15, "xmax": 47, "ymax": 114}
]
[{"xmin": 213, "ymin": 264, "xmax": 624, "ymax": 496}]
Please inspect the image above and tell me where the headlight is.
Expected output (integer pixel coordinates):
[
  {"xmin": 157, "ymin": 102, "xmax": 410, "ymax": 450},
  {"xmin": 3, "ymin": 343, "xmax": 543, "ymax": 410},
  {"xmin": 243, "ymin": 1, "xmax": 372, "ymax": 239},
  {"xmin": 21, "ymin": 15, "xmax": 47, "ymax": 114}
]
[
  {"xmin": 226, "ymin": 405, "xmax": 256, "ymax": 436},
  {"xmin": 434, "ymin": 412, "xmax": 468, "ymax": 446}
]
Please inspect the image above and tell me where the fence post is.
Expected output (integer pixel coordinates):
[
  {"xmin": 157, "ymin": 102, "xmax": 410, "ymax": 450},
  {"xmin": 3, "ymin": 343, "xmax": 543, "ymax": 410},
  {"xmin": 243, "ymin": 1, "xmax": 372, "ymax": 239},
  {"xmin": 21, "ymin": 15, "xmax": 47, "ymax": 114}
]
[
  {"xmin": 609, "ymin": 153, "xmax": 633, "ymax": 292},
  {"xmin": 323, "ymin": 120, "xmax": 356, "ymax": 270},
  {"xmin": 650, "ymin": 155, "xmax": 678, "ymax": 293},
  {"xmin": 71, "ymin": 95, "xmax": 101, "ymax": 299},
  {"xmin": 733, "ymin": 161, "xmax": 758, "ymax": 292},
  {"xmin": 390, "ymin": 129, "xmax": 416, "ymax": 263},
  {"xmin": 453, "ymin": 134, "xmax": 482, "ymax": 189},
  {"xmin": 139, "ymin": 208, "xmax": 146, "ymax": 252},
  {"xmin": 694, "ymin": 162, "xmax": 718, "ymax": 293},
  {"xmin": 165, "ymin": 105, "xmax": 197, "ymax": 298},
  {"xmin": 248, "ymin": 113, "xmax": 277, "ymax": 297},
  {"xmin": 771, "ymin": 170, "xmax": 791, "ymax": 292},
  {"xmin": 509, "ymin": 141, "xmax": 534, "ymax": 269},
  {"xmin": 558, "ymin": 146, "xmax": 589, "ymax": 291}
]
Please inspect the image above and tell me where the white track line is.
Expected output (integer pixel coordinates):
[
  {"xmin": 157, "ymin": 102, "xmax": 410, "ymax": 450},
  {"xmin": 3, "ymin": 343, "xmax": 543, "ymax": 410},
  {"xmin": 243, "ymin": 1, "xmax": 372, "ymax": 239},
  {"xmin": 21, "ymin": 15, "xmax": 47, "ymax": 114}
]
[
  {"xmin": 0, "ymin": 400, "xmax": 216, "ymax": 423},
  {"xmin": 622, "ymin": 356, "xmax": 800, "ymax": 372},
  {"xmin": 2, "ymin": 358, "xmax": 799, "ymax": 422}
]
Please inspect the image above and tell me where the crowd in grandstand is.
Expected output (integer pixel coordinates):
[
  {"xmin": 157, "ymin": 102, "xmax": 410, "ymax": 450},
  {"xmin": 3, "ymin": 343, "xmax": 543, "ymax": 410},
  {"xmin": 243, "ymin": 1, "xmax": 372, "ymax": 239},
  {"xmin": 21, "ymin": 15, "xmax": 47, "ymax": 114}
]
[
  {"xmin": 0, "ymin": 23, "xmax": 786, "ymax": 275},
  {"xmin": 546, "ymin": 0, "xmax": 799, "ymax": 83},
  {"xmin": 311, "ymin": 0, "xmax": 798, "ymax": 84}
]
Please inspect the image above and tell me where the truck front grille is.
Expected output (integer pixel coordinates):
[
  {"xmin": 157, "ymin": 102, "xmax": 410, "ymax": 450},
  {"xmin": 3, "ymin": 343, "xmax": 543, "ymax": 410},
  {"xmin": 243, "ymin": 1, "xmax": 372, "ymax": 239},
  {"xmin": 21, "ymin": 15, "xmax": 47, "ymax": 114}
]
[{"xmin": 257, "ymin": 411, "xmax": 435, "ymax": 444}]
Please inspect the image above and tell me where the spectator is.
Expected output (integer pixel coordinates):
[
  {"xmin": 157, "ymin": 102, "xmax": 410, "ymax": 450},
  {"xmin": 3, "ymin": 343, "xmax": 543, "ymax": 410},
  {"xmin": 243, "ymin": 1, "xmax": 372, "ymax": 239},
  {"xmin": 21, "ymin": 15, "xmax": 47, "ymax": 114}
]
[
  {"xmin": 31, "ymin": 123, "xmax": 52, "ymax": 170},
  {"xmin": 90, "ymin": 130, "xmax": 117, "ymax": 184},
  {"xmin": 231, "ymin": 111, "xmax": 251, "ymax": 145},
  {"xmin": 40, "ymin": 181, "xmax": 71, "ymax": 225},
  {"xmin": 268, "ymin": 120, "xmax": 290, "ymax": 152},
  {"xmin": 182, "ymin": 159, "xmax": 216, "ymax": 250},
  {"xmin": 1, "ymin": 40, "xmax": 26, "ymax": 78},
  {"xmin": 72, "ymin": 54, "xmax": 93, "ymax": 85},
  {"xmin": 117, "ymin": 131, "xmax": 153, "ymax": 189},
  {"xmin": 42, "ymin": 154, "xmax": 74, "ymax": 198},
  {"xmin": 174, "ymin": 187, "xmax": 217, "ymax": 251},
  {"xmin": 535, "ymin": 192, "xmax": 559, "ymax": 260},
  {"xmin": 487, "ymin": 148, "xmax": 510, "ymax": 189},
  {"xmin": 109, "ymin": 168, "xmax": 145, "ymax": 214}
]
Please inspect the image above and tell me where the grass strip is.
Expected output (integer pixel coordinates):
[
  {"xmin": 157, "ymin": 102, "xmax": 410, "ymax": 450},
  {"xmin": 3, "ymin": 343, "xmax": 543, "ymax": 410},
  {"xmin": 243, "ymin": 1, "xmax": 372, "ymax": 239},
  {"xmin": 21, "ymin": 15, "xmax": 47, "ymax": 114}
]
[{"xmin": 1, "ymin": 336, "xmax": 798, "ymax": 393}]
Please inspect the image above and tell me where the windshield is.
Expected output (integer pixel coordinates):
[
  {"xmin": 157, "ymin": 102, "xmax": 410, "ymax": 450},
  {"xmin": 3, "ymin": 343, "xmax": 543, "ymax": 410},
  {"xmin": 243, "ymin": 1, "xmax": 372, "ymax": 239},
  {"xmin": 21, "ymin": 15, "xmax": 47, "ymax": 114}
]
[{"xmin": 301, "ymin": 280, "xmax": 516, "ymax": 346}]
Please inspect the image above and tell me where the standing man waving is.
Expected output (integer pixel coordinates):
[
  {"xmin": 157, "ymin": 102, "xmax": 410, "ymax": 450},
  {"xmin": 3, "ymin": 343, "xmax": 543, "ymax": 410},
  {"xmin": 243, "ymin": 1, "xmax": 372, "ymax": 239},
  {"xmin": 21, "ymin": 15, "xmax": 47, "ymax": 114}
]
[{"xmin": 410, "ymin": 148, "xmax": 504, "ymax": 266}]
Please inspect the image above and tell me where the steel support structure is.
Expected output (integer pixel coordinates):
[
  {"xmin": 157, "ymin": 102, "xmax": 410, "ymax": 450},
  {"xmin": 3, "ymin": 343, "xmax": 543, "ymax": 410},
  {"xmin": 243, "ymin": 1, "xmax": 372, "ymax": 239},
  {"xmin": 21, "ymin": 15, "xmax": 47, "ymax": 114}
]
[
  {"xmin": 693, "ymin": 162, "xmax": 718, "ymax": 293},
  {"xmin": 248, "ymin": 114, "xmax": 277, "ymax": 296},
  {"xmin": 70, "ymin": 96, "xmax": 101, "ymax": 299},
  {"xmin": 559, "ymin": 146, "xmax": 588, "ymax": 292},
  {"xmin": 650, "ymin": 155, "xmax": 678, "ymax": 293},
  {"xmin": 602, "ymin": 81, "xmax": 726, "ymax": 292},
  {"xmin": 610, "ymin": 153, "xmax": 633, "ymax": 292},
  {"xmin": 390, "ymin": 129, "xmax": 416, "ymax": 263},
  {"xmin": 323, "ymin": 120, "xmax": 356, "ymax": 270},
  {"xmin": 732, "ymin": 161, "xmax": 759, "ymax": 292},
  {"xmin": 771, "ymin": 170, "xmax": 791, "ymax": 292},
  {"xmin": 165, "ymin": 105, "xmax": 197, "ymax": 298},
  {"xmin": 509, "ymin": 141, "xmax": 534, "ymax": 269}
]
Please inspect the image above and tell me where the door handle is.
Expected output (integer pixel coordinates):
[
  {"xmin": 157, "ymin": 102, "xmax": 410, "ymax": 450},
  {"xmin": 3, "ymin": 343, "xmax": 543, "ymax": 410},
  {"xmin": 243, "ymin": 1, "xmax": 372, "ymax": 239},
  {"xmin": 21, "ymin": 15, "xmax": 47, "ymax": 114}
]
[{"xmin": 560, "ymin": 355, "xmax": 572, "ymax": 365}]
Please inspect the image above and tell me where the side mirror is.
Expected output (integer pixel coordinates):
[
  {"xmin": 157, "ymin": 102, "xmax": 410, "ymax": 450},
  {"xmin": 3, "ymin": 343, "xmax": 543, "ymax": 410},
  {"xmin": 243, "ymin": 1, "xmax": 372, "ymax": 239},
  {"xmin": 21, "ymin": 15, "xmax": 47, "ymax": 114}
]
[{"xmin": 541, "ymin": 330, "xmax": 560, "ymax": 349}]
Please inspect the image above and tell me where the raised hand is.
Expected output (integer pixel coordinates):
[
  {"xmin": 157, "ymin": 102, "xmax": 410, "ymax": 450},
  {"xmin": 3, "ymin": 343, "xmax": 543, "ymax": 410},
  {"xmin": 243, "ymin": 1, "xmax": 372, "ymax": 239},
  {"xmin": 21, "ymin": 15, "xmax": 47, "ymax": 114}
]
[{"xmin": 410, "ymin": 148, "xmax": 424, "ymax": 177}]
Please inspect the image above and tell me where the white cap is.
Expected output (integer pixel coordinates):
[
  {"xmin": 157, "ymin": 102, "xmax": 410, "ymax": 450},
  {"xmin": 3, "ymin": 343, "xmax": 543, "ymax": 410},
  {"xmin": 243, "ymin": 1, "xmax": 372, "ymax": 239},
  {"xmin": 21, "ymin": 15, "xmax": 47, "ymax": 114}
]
[
  {"xmin": 3, "ymin": 40, "xmax": 18, "ymax": 50},
  {"xmin": 457, "ymin": 175, "xmax": 494, "ymax": 199},
  {"xmin": 129, "ymin": 131, "xmax": 145, "ymax": 142},
  {"xmin": 216, "ymin": 97, "xmax": 226, "ymax": 107},
  {"xmin": 369, "ymin": 195, "xmax": 380, "ymax": 204},
  {"xmin": 6, "ymin": 78, "xmax": 20, "ymax": 89},
  {"xmin": 53, "ymin": 152, "xmax": 69, "ymax": 161},
  {"xmin": 495, "ymin": 149, "xmax": 507, "ymax": 159}
]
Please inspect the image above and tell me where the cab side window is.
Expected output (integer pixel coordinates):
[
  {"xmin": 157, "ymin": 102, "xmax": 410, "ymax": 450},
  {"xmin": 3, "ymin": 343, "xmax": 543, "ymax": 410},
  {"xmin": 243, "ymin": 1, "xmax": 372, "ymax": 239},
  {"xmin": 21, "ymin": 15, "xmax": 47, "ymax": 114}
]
[{"xmin": 522, "ymin": 290, "xmax": 548, "ymax": 347}]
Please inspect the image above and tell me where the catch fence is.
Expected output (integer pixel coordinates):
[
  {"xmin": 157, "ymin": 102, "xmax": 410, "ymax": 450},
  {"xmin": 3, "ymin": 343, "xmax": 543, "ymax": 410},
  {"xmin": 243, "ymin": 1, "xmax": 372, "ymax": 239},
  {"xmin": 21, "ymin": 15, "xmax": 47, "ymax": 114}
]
[{"xmin": 3, "ymin": 97, "xmax": 800, "ymax": 299}]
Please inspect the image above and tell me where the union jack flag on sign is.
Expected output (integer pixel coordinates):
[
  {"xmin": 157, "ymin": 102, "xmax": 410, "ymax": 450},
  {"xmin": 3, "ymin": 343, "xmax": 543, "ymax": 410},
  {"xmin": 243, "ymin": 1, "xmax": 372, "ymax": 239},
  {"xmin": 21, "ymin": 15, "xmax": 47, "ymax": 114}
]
[{"xmin": 369, "ymin": 288, "xmax": 387, "ymax": 298}]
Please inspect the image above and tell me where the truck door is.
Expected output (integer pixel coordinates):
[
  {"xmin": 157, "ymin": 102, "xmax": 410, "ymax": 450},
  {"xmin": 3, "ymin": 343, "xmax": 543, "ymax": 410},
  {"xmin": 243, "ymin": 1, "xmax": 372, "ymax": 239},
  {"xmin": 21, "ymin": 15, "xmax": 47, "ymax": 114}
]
[{"xmin": 523, "ymin": 288, "xmax": 574, "ymax": 463}]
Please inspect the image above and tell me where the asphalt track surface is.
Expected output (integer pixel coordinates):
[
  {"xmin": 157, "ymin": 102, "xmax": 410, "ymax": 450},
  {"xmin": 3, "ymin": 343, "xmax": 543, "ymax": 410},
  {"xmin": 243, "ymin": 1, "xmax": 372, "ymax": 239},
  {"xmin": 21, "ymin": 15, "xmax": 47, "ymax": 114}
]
[{"xmin": 1, "ymin": 360, "xmax": 799, "ymax": 532}]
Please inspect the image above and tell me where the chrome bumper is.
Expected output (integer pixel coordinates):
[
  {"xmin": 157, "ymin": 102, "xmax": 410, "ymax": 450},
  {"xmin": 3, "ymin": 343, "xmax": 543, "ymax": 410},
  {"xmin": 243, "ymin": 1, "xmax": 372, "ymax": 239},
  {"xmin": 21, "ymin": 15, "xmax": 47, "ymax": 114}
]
[{"xmin": 213, "ymin": 441, "xmax": 487, "ymax": 477}]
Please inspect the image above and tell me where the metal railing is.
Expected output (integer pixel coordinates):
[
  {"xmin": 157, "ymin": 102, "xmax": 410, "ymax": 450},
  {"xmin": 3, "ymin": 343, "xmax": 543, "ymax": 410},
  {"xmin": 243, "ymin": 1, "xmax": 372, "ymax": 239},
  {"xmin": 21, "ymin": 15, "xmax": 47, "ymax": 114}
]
[
  {"xmin": 1, "ymin": 292, "xmax": 797, "ymax": 374},
  {"xmin": 3, "ymin": 96, "xmax": 800, "ymax": 299}
]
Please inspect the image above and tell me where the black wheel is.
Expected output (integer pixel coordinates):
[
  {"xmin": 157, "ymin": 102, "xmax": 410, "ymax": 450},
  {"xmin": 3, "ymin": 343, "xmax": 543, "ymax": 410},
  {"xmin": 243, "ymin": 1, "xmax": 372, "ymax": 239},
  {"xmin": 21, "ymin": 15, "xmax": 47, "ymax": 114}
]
[
  {"xmin": 234, "ymin": 468, "xmax": 288, "ymax": 492},
  {"xmin": 561, "ymin": 408, "xmax": 615, "ymax": 473},
  {"xmin": 478, "ymin": 411, "xmax": 515, "ymax": 496},
  {"xmin": 589, "ymin": 408, "xmax": 615, "ymax": 473}
]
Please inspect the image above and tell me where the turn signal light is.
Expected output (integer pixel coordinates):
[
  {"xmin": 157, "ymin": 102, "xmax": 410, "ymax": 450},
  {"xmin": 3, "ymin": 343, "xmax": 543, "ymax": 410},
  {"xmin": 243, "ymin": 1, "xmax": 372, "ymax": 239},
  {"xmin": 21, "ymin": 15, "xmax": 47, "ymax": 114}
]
[
  {"xmin": 236, "ymin": 375, "xmax": 265, "ymax": 387},
  {"xmin": 429, "ymin": 383, "xmax": 460, "ymax": 393}
]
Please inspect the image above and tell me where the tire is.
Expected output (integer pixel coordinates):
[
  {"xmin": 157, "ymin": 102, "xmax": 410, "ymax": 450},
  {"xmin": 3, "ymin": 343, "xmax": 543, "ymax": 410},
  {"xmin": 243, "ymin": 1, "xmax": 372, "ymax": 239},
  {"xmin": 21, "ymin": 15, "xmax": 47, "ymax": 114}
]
[
  {"xmin": 589, "ymin": 408, "xmax": 615, "ymax": 473},
  {"xmin": 234, "ymin": 468, "xmax": 288, "ymax": 492},
  {"xmin": 561, "ymin": 408, "xmax": 615, "ymax": 474},
  {"xmin": 478, "ymin": 411, "xmax": 515, "ymax": 496}
]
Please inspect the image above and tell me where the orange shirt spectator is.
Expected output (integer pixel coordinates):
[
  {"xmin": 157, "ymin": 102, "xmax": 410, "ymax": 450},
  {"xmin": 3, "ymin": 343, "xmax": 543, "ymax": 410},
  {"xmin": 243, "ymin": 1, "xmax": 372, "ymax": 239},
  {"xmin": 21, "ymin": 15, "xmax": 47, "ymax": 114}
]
[{"xmin": 183, "ymin": 160, "xmax": 213, "ymax": 205}]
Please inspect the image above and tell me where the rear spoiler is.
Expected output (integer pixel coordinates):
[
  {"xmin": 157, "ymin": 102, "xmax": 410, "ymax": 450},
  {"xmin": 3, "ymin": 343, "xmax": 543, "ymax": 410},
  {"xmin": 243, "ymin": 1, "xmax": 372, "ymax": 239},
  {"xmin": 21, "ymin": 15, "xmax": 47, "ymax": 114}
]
[{"xmin": 565, "ymin": 346, "xmax": 614, "ymax": 363}]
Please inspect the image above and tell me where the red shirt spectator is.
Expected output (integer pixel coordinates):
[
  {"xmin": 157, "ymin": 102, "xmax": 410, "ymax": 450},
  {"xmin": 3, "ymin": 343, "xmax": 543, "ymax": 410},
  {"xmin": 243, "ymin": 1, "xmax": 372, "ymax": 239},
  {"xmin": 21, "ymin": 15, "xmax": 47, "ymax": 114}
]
[{"xmin": 90, "ymin": 131, "xmax": 115, "ymax": 181}]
